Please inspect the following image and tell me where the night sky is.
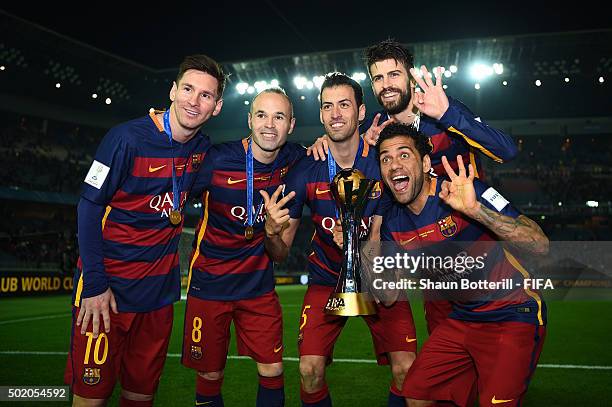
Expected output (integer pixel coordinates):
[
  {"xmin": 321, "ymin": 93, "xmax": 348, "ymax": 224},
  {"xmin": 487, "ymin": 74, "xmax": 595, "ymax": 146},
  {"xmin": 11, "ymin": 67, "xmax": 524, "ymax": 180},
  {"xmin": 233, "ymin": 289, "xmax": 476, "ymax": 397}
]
[{"xmin": 2, "ymin": 1, "xmax": 610, "ymax": 68}]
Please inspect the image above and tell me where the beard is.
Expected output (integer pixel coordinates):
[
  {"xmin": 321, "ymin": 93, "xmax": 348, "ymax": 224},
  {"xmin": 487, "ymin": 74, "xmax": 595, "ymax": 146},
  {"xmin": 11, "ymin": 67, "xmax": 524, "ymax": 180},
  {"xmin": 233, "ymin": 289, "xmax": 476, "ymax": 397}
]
[{"xmin": 376, "ymin": 87, "xmax": 411, "ymax": 115}]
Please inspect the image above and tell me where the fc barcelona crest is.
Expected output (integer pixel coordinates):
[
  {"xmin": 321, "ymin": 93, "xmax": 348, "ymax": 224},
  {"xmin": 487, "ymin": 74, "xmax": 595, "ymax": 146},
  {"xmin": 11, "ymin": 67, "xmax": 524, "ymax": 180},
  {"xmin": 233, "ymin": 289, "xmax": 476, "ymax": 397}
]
[
  {"xmin": 191, "ymin": 345, "xmax": 203, "ymax": 360},
  {"xmin": 370, "ymin": 181, "xmax": 382, "ymax": 199},
  {"xmin": 438, "ymin": 215, "xmax": 457, "ymax": 238},
  {"xmin": 280, "ymin": 165, "xmax": 289, "ymax": 178},
  {"xmin": 191, "ymin": 153, "xmax": 203, "ymax": 170},
  {"xmin": 83, "ymin": 367, "xmax": 101, "ymax": 385}
]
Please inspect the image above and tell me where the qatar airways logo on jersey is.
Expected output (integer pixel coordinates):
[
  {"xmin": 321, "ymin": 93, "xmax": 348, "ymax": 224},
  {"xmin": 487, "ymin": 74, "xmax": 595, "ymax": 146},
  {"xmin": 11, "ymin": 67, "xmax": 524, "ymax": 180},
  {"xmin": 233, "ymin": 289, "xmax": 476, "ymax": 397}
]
[
  {"xmin": 231, "ymin": 205, "xmax": 266, "ymax": 224},
  {"xmin": 149, "ymin": 192, "xmax": 187, "ymax": 218},
  {"xmin": 320, "ymin": 216, "xmax": 373, "ymax": 239}
]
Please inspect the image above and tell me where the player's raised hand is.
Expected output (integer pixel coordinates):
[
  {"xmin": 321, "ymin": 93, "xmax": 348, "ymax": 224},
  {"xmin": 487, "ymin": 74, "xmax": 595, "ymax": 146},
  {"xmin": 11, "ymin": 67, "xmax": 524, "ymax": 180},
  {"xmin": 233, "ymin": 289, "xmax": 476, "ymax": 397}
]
[
  {"xmin": 409, "ymin": 65, "xmax": 450, "ymax": 120},
  {"xmin": 306, "ymin": 134, "xmax": 329, "ymax": 161},
  {"xmin": 439, "ymin": 155, "xmax": 479, "ymax": 216},
  {"xmin": 332, "ymin": 219, "xmax": 343, "ymax": 248},
  {"xmin": 261, "ymin": 185, "xmax": 296, "ymax": 237},
  {"xmin": 364, "ymin": 113, "xmax": 396, "ymax": 146},
  {"xmin": 77, "ymin": 287, "xmax": 118, "ymax": 338}
]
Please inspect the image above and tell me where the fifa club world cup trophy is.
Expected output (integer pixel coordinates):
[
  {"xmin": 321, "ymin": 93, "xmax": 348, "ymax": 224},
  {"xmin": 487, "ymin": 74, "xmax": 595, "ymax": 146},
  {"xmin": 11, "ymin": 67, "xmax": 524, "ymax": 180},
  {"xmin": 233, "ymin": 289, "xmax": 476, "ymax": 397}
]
[{"xmin": 325, "ymin": 168, "xmax": 376, "ymax": 316}]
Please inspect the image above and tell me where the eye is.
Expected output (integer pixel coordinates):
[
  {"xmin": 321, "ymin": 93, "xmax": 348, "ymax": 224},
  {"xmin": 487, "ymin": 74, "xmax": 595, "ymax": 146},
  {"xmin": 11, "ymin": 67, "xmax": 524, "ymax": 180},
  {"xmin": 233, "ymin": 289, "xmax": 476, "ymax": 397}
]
[
  {"xmin": 322, "ymin": 105, "xmax": 331, "ymax": 111},
  {"xmin": 340, "ymin": 102, "xmax": 349, "ymax": 108},
  {"xmin": 256, "ymin": 113, "xmax": 265, "ymax": 119},
  {"xmin": 183, "ymin": 86, "xmax": 191, "ymax": 92},
  {"xmin": 275, "ymin": 115, "xmax": 285, "ymax": 121},
  {"xmin": 200, "ymin": 93, "xmax": 211, "ymax": 99},
  {"xmin": 381, "ymin": 156, "xmax": 390, "ymax": 164},
  {"xmin": 390, "ymin": 72, "xmax": 399, "ymax": 78},
  {"xmin": 373, "ymin": 76, "xmax": 382, "ymax": 82},
  {"xmin": 401, "ymin": 152, "xmax": 410, "ymax": 159}
]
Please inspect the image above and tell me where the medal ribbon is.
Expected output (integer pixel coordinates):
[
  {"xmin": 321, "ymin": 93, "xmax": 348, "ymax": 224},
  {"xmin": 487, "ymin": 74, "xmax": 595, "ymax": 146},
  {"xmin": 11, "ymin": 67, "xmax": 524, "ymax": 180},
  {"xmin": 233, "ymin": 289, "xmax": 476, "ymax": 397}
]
[
  {"xmin": 163, "ymin": 109, "xmax": 185, "ymax": 213},
  {"xmin": 246, "ymin": 138, "xmax": 280, "ymax": 228}
]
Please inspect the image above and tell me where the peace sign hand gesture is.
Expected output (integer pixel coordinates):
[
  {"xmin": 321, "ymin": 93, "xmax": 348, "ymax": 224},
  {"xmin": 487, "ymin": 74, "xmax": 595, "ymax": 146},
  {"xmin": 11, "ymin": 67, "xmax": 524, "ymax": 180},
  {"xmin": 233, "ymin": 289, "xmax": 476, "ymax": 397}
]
[
  {"xmin": 363, "ymin": 113, "xmax": 396, "ymax": 146},
  {"xmin": 439, "ymin": 155, "xmax": 480, "ymax": 217},
  {"xmin": 260, "ymin": 185, "xmax": 296, "ymax": 237},
  {"xmin": 409, "ymin": 65, "xmax": 450, "ymax": 120}
]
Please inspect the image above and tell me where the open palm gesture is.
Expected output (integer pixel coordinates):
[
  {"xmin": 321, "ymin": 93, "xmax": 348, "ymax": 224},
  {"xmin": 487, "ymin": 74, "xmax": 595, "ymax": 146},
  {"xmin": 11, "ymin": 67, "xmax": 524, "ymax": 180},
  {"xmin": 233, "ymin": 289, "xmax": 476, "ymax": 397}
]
[
  {"xmin": 410, "ymin": 65, "xmax": 450, "ymax": 120},
  {"xmin": 439, "ymin": 155, "xmax": 479, "ymax": 217}
]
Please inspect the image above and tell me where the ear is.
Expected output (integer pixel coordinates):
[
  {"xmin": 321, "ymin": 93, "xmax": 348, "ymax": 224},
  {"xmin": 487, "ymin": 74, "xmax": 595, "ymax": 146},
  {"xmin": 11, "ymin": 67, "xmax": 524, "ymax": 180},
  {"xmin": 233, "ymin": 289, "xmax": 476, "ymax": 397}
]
[
  {"xmin": 247, "ymin": 111, "xmax": 252, "ymax": 130},
  {"xmin": 169, "ymin": 81, "xmax": 178, "ymax": 102},
  {"xmin": 422, "ymin": 154, "xmax": 431, "ymax": 175},
  {"xmin": 319, "ymin": 108, "xmax": 324, "ymax": 125},
  {"xmin": 358, "ymin": 103, "xmax": 366, "ymax": 122},
  {"xmin": 212, "ymin": 98, "xmax": 223, "ymax": 117},
  {"xmin": 288, "ymin": 117, "xmax": 296, "ymax": 135}
]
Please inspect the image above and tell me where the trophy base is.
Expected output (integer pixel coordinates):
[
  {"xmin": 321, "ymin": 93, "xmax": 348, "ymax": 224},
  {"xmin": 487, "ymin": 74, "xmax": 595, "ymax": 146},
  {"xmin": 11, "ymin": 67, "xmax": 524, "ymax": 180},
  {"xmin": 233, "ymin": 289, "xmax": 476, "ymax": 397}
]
[{"xmin": 324, "ymin": 292, "xmax": 376, "ymax": 316}]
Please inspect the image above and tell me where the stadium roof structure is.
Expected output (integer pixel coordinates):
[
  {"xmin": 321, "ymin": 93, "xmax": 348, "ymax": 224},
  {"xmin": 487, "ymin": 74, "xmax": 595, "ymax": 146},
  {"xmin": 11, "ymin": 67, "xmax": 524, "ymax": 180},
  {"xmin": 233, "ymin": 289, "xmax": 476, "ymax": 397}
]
[{"xmin": 1, "ymin": 10, "xmax": 611, "ymax": 140}]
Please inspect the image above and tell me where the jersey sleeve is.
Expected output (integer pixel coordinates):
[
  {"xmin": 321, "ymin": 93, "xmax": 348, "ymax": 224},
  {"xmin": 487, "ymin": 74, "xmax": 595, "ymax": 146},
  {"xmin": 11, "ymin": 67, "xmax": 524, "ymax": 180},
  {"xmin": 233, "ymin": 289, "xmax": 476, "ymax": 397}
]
[
  {"xmin": 284, "ymin": 141, "xmax": 308, "ymax": 163},
  {"xmin": 284, "ymin": 157, "xmax": 308, "ymax": 219},
  {"xmin": 438, "ymin": 97, "xmax": 518, "ymax": 163},
  {"xmin": 77, "ymin": 198, "xmax": 109, "ymax": 298},
  {"xmin": 81, "ymin": 127, "xmax": 133, "ymax": 205},
  {"xmin": 375, "ymin": 187, "xmax": 394, "ymax": 216},
  {"xmin": 473, "ymin": 178, "xmax": 521, "ymax": 218}
]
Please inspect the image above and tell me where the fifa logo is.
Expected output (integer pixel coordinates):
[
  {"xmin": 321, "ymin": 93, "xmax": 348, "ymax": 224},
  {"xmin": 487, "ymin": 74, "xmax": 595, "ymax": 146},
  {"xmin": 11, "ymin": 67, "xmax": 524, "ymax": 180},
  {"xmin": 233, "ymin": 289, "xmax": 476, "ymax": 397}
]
[{"xmin": 325, "ymin": 297, "xmax": 345, "ymax": 311}]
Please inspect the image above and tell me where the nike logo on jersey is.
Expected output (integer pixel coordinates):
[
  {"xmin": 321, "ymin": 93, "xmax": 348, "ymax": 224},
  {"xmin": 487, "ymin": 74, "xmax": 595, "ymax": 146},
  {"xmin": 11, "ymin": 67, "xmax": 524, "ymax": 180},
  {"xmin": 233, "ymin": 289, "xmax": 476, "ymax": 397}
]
[
  {"xmin": 227, "ymin": 176, "xmax": 270, "ymax": 185},
  {"xmin": 315, "ymin": 188, "xmax": 330, "ymax": 195},
  {"xmin": 405, "ymin": 337, "xmax": 417, "ymax": 343},
  {"xmin": 149, "ymin": 164, "xmax": 166, "ymax": 172},
  {"xmin": 491, "ymin": 396, "xmax": 514, "ymax": 404}
]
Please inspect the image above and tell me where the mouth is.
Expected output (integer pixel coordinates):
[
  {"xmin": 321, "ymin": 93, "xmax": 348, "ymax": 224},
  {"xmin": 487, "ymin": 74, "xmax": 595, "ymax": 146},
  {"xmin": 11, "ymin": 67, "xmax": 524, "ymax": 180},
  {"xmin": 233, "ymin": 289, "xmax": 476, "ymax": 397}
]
[
  {"xmin": 260, "ymin": 131, "xmax": 278, "ymax": 140},
  {"xmin": 390, "ymin": 174, "xmax": 410, "ymax": 192},
  {"xmin": 380, "ymin": 89, "xmax": 400, "ymax": 101},
  {"xmin": 330, "ymin": 121, "xmax": 345, "ymax": 130},
  {"xmin": 184, "ymin": 108, "xmax": 200, "ymax": 117}
]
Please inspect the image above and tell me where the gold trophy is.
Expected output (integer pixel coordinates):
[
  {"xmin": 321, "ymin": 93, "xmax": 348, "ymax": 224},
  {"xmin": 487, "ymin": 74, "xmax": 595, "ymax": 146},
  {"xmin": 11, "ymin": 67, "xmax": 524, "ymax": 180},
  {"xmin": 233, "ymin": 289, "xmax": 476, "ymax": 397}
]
[{"xmin": 324, "ymin": 168, "xmax": 376, "ymax": 316}]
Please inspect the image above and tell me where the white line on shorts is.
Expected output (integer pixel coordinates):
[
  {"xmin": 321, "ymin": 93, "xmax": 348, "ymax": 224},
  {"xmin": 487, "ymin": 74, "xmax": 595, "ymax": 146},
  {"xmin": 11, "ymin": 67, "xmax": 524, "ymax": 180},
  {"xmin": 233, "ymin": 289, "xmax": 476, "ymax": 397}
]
[
  {"xmin": 1, "ymin": 351, "xmax": 611, "ymax": 370},
  {"xmin": 0, "ymin": 314, "xmax": 71, "ymax": 325}
]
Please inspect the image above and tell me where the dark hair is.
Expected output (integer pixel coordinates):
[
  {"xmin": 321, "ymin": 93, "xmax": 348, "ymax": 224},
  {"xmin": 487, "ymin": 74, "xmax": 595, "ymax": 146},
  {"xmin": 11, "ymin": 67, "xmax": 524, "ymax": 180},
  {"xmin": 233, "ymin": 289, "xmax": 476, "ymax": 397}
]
[
  {"xmin": 364, "ymin": 39, "xmax": 415, "ymax": 76},
  {"xmin": 376, "ymin": 122, "xmax": 432, "ymax": 159},
  {"xmin": 176, "ymin": 54, "xmax": 226, "ymax": 99},
  {"xmin": 251, "ymin": 87, "xmax": 294, "ymax": 118},
  {"xmin": 319, "ymin": 72, "xmax": 363, "ymax": 108}
]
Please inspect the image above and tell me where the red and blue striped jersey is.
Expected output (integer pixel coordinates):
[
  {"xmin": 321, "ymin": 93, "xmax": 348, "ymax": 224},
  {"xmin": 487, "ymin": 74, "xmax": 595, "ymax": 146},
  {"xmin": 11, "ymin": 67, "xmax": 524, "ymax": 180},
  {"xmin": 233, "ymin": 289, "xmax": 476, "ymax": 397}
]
[
  {"xmin": 74, "ymin": 112, "xmax": 211, "ymax": 312},
  {"xmin": 360, "ymin": 97, "xmax": 518, "ymax": 179},
  {"xmin": 286, "ymin": 138, "xmax": 385, "ymax": 286},
  {"xmin": 187, "ymin": 139, "xmax": 306, "ymax": 301},
  {"xmin": 381, "ymin": 177, "xmax": 546, "ymax": 326}
]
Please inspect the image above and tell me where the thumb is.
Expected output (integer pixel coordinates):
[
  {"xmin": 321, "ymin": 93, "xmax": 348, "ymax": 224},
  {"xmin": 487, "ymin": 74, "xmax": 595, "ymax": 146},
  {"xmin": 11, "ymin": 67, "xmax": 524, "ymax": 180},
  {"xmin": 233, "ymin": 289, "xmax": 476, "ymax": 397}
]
[{"xmin": 110, "ymin": 291, "xmax": 118, "ymax": 314}]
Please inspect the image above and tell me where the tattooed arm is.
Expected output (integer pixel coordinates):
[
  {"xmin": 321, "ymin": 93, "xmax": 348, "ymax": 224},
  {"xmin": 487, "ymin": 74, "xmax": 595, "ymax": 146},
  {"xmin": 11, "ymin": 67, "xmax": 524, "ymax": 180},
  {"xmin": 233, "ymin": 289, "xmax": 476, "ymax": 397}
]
[{"xmin": 439, "ymin": 155, "xmax": 549, "ymax": 255}]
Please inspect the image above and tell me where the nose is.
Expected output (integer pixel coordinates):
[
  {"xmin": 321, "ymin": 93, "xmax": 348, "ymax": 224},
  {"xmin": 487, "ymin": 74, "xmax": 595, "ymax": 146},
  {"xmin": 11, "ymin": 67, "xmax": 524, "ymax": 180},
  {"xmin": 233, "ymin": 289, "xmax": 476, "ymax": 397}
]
[
  {"xmin": 382, "ymin": 74, "xmax": 392, "ymax": 89},
  {"xmin": 188, "ymin": 91, "xmax": 199, "ymax": 106},
  {"xmin": 389, "ymin": 156, "xmax": 402, "ymax": 170},
  {"xmin": 265, "ymin": 115, "xmax": 275, "ymax": 128},
  {"xmin": 331, "ymin": 105, "xmax": 342, "ymax": 119}
]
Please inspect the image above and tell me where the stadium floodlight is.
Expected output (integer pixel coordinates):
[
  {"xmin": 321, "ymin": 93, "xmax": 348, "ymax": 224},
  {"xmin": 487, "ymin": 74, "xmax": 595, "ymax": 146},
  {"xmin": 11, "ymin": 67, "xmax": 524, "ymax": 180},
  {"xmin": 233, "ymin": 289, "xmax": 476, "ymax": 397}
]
[
  {"xmin": 474, "ymin": 83, "xmax": 481, "ymax": 90},
  {"xmin": 300, "ymin": 95, "xmax": 306, "ymax": 100},
  {"xmin": 254, "ymin": 81, "xmax": 268, "ymax": 93},
  {"xmin": 306, "ymin": 81, "xmax": 314, "ymax": 89},
  {"xmin": 558, "ymin": 202, "xmax": 563, "ymax": 207},
  {"xmin": 586, "ymin": 201, "xmax": 599, "ymax": 208},
  {"xmin": 535, "ymin": 80, "xmax": 542, "ymax": 87},
  {"xmin": 493, "ymin": 63, "xmax": 504, "ymax": 75},
  {"xmin": 246, "ymin": 86, "xmax": 255, "ymax": 94},
  {"xmin": 293, "ymin": 76, "xmax": 308, "ymax": 90},
  {"xmin": 149, "ymin": 107, "xmax": 155, "ymax": 113},
  {"xmin": 270, "ymin": 79, "xmax": 279, "ymax": 87},
  {"xmin": 502, "ymin": 81, "xmax": 508, "ymax": 86},
  {"xmin": 313, "ymin": 75, "xmax": 325, "ymax": 89},
  {"xmin": 443, "ymin": 85, "xmax": 448, "ymax": 89},
  {"xmin": 351, "ymin": 72, "xmax": 367, "ymax": 82},
  {"xmin": 449, "ymin": 65, "xmax": 458, "ymax": 73},
  {"xmin": 599, "ymin": 76, "xmax": 605, "ymax": 83},
  {"xmin": 564, "ymin": 77, "xmax": 570, "ymax": 83},
  {"xmin": 236, "ymin": 82, "xmax": 249, "ymax": 95},
  {"xmin": 444, "ymin": 70, "xmax": 452, "ymax": 78},
  {"xmin": 0, "ymin": 66, "xmax": 5, "ymax": 71},
  {"xmin": 92, "ymin": 93, "xmax": 98, "ymax": 99},
  {"xmin": 470, "ymin": 63, "xmax": 493, "ymax": 81},
  {"xmin": 55, "ymin": 82, "xmax": 61, "ymax": 88},
  {"xmin": 105, "ymin": 97, "xmax": 112, "ymax": 105},
  {"xmin": 243, "ymin": 100, "xmax": 250, "ymax": 105}
]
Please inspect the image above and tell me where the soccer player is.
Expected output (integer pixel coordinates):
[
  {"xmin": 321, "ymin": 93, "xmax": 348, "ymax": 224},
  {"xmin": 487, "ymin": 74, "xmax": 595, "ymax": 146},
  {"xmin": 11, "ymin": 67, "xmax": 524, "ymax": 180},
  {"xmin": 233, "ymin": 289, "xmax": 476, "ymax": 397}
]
[
  {"xmin": 264, "ymin": 73, "xmax": 417, "ymax": 407},
  {"xmin": 64, "ymin": 55, "xmax": 224, "ymax": 407},
  {"xmin": 308, "ymin": 39, "xmax": 520, "ymax": 335},
  {"xmin": 377, "ymin": 123, "xmax": 548, "ymax": 407},
  {"xmin": 182, "ymin": 87, "xmax": 305, "ymax": 407}
]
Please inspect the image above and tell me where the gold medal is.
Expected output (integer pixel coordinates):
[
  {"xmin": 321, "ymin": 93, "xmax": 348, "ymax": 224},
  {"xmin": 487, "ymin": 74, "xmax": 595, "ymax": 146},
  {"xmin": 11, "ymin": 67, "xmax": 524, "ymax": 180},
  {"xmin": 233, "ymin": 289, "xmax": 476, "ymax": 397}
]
[
  {"xmin": 245, "ymin": 226, "xmax": 254, "ymax": 240},
  {"xmin": 169, "ymin": 210, "xmax": 182, "ymax": 226}
]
